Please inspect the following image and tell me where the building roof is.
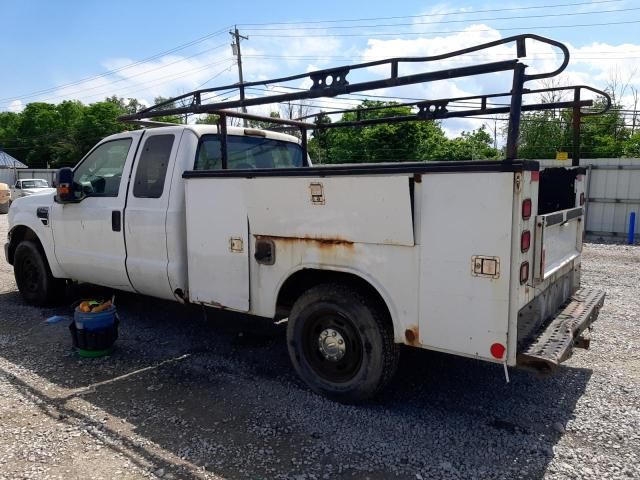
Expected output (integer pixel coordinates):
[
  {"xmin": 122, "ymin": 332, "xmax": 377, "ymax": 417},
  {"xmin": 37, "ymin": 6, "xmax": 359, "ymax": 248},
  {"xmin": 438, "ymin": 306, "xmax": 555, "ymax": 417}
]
[{"xmin": 0, "ymin": 150, "xmax": 27, "ymax": 168}]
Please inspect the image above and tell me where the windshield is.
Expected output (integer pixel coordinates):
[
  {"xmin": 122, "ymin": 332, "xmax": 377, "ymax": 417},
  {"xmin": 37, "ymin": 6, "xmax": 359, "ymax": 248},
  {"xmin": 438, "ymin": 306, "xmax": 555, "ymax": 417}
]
[
  {"xmin": 21, "ymin": 180, "xmax": 49, "ymax": 188},
  {"xmin": 74, "ymin": 138, "xmax": 132, "ymax": 197}
]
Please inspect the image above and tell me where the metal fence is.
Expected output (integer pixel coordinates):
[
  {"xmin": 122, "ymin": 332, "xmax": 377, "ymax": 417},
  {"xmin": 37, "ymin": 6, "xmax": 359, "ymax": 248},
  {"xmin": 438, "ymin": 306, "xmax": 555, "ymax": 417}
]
[
  {"xmin": 0, "ymin": 168, "xmax": 57, "ymax": 186},
  {"xmin": 540, "ymin": 159, "xmax": 640, "ymax": 242}
]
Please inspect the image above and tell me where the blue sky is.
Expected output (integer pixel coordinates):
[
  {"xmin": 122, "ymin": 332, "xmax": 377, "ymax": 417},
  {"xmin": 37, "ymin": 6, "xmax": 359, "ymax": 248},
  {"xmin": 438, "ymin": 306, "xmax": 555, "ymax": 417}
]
[{"xmin": 2, "ymin": 0, "xmax": 638, "ymax": 135}]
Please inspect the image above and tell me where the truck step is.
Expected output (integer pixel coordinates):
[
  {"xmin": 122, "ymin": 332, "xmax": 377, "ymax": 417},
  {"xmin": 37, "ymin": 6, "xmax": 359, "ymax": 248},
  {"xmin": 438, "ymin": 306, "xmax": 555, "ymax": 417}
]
[{"xmin": 517, "ymin": 288, "xmax": 605, "ymax": 373}]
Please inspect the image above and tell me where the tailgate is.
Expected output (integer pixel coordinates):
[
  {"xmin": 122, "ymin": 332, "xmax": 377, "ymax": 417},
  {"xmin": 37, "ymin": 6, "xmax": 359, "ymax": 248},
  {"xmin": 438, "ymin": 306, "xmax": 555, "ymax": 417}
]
[{"xmin": 533, "ymin": 207, "xmax": 583, "ymax": 282}]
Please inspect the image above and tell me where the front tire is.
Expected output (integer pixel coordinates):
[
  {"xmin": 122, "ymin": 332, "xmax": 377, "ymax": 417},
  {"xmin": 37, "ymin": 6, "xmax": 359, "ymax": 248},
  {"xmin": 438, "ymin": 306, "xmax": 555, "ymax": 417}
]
[
  {"xmin": 14, "ymin": 240, "xmax": 65, "ymax": 306},
  {"xmin": 287, "ymin": 284, "xmax": 399, "ymax": 403}
]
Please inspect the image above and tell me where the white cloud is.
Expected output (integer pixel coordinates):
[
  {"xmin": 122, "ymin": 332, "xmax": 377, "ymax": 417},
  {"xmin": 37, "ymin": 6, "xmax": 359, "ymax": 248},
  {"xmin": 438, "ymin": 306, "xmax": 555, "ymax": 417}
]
[{"xmin": 8, "ymin": 100, "xmax": 23, "ymax": 112}]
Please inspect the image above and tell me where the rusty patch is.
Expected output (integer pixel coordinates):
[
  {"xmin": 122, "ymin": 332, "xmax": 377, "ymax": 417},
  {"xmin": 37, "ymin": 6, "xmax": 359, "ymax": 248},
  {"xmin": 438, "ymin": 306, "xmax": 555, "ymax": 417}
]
[
  {"xmin": 413, "ymin": 174, "xmax": 422, "ymax": 183},
  {"xmin": 404, "ymin": 326, "xmax": 419, "ymax": 345},
  {"xmin": 255, "ymin": 234, "xmax": 354, "ymax": 249}
]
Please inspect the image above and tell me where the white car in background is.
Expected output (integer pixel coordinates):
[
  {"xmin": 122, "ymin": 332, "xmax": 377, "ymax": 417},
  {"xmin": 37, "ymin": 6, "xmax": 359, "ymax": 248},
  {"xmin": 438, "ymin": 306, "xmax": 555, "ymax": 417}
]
[{"xmin": 10, "ymin": 179, "xmax": 55, "ymax": 201}]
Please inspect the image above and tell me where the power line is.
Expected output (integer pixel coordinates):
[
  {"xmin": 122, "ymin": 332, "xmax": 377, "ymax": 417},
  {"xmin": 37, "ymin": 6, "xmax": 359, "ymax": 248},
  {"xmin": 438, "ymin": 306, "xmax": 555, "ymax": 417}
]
[
  {"xmin": 0, "ymin": 26, "xmax": 233, "ymax": 104},
  {"xmin": 243, "ymin": 6, "xmax": 640, "ymax": 31},
  {"xmin": 0, "ymin": 46, "xmax": 232, "ymax": 109},
  {"xmin": 18, "ymin": 59, "xmax": 236, "ymax": 107},
  {"xmin": 243, "ymin": 54, "xmax": 640, "ymax": 62},
  {"xmin": 248, "ymin": 19, "xmax": 640, "ymax": 37},
  {"xmin": 195, "ymin": 64, "xmax": 237, "ymax": 90},
  {"xmin": 238, "ymin": 0, "xmax": 624, "ymax": 26}
]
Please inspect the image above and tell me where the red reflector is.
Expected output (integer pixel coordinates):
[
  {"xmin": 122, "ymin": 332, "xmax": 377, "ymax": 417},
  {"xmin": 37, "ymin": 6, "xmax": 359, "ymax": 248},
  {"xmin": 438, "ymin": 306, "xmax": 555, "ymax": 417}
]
[
  {"xmin": 522, "ymin": 199, "xmax": 532, "ymax": 220},
  {"xmin": 520, "ymin": 261, "xmax": 529, "ymax": 284},
  {"xmin": 530, "ymin": 171, "xmax": 540, "ymax": 182},
  {"xmin": 521, "ymin": 230, "xmax": 531, "ymax": 253},
  {"xmin": 580, "ymin": 192, "xmax": 585, "ymax": 206},
  {"xmin": 490, "ymin": 343, "xmax": 506, "ymax": 359}
]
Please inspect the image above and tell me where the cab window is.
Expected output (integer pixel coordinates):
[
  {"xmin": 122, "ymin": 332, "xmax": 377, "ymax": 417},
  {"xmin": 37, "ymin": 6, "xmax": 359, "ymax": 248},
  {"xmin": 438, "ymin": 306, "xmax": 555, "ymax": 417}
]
[
  {"xmin": 74, "ymin": 138, "xmax": 132, "ymax": 197},
  {"xmin": 194, "ymin": 134, "xmax": 304, "ymax": 170},
  {"xmin": 133, "ymin": 135, "xmax": 174, "ymax": 198}
]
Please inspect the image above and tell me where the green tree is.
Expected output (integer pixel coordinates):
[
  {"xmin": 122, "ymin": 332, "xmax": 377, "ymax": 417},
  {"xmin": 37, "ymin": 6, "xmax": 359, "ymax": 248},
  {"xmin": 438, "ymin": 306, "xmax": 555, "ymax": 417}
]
[
  {"xmin": 623, "ymin": 132, "xmax": 640, "ymax": 157},
  {"xmin": 195, "ymin": 113, "xmax": 221, "ymax": 125},
  {"xmin": 0, "ymin": 111, "xmax": 21, "ymax": 161},
  {"xmin": 246, "ymin": 111, "xmax": 280, "ymax": 129},
  {"xmin": 307, "ymin": 101, "xmax": 496, "ymax": 163}
]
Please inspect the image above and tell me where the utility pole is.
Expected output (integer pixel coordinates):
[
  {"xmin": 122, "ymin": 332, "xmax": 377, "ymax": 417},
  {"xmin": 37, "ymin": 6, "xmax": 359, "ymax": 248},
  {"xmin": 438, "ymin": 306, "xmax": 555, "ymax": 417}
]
[{"xmin": 230, "ymin": 26, "xmax": 249, "ymax": 127}]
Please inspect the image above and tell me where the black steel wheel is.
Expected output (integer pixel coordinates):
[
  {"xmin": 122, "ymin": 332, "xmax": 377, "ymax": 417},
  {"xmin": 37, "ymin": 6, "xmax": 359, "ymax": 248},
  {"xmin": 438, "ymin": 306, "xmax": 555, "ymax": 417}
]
[
  {"xmin": 287, "ymin": 283, "xmax": 399, "ymax": 403},
  {"xmin": 14, "ymin": 240, "xmax": 65, "ymax": 306},
  {"xmin": 301, "ymin": 308, "xmax": 364, "ymax": 384}
]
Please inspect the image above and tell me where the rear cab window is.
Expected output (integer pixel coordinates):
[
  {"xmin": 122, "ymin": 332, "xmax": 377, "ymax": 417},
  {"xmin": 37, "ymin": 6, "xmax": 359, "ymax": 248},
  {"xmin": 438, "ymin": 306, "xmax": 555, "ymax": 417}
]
[
  {"xmin": 194, "ymin": 134, "xmax": 304, "ymax": 171},
  {"xmin": 133, "ymin": 134, "xmax": 174, "ymax": 198}
]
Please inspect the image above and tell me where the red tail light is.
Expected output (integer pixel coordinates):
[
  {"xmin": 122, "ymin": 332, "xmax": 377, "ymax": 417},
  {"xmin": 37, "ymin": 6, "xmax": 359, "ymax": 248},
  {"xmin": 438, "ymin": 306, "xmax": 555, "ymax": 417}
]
[
  {"xmin": 521, "ymin": 230, "xmax": 531, "ymax": 253},
  {"xmin": 520, "ymin": 261, "xmax": 529, "ymax": 284},
  {"xmin": 522, "ymin": 199, "xmax": 532, "ymax": 220},
  {"xmin": 490, "ymin": 343, "xmax": 506, "ymax": 359},
  {"xmin": 580, "ymin": 192, "xmax": 585, "ymax": 206}
]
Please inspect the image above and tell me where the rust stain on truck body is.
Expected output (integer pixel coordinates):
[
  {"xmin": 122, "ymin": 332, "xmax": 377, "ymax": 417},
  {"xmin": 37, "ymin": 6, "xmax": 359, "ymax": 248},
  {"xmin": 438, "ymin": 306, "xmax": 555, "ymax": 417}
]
[
  {"xmin": 255, "ymin": 235, "xmax": 355, "ymax": 250},
  {"xmin": 405, "ymin": 325, "xmax": 420, "ymax": 346}
]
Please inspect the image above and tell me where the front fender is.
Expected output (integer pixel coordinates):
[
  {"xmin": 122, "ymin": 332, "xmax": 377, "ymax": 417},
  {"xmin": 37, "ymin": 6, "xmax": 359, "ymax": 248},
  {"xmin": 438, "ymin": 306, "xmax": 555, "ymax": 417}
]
[{"xmin": 7, "ymin": 195, "xmax": 68, "ymax": 279}]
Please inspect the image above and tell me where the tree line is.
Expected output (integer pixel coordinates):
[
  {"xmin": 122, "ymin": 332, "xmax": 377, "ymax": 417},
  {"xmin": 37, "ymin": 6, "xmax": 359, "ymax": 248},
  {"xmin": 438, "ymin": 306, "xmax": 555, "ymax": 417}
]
[{"xmin": 0, "ymin": 93, "xmax": 638, "ymax": 169}]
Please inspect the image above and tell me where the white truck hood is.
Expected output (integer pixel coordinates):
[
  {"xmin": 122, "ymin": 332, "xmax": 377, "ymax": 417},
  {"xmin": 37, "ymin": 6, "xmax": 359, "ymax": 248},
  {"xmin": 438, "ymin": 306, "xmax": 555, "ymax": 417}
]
[
  {"xmin": 21, "ymin": 187, "xmax": 56, "ymax": 196},
  {"xmin": 9, "ymin": 191, "xmax": 55, "ymax": 224}
]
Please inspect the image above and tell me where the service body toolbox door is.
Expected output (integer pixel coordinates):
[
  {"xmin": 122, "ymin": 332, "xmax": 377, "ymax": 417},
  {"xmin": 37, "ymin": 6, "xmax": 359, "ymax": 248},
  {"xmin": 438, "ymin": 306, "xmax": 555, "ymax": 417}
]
[
  {"xmin": 50, "ymin": 133, "xmax": 142, "ymax": 290},
  {"xmin": 184, "ymin": 177, "xmax": 249, "ymax": 311}
]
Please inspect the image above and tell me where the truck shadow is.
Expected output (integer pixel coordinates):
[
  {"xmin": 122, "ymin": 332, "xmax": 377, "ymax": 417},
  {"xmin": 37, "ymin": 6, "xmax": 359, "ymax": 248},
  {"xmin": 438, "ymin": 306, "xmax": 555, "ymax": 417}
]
[{"xmin": 0, "ymin": 287, "xmax": 592, "ymax": 479}]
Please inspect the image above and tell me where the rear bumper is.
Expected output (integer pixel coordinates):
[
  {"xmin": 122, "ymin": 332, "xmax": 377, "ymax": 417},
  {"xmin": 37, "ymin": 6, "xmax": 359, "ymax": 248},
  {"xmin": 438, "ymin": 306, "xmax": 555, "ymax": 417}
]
[{"xmin": 517, "ymin": 288, "xmax": 605, "ymax": 373}]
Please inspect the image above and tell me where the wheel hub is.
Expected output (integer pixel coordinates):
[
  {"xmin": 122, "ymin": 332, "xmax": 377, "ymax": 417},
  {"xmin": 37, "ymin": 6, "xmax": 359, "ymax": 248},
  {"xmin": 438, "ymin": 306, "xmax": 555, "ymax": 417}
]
[{"xmin": 318, "ymin": 328, "xmax": 346, "ymax": 361}]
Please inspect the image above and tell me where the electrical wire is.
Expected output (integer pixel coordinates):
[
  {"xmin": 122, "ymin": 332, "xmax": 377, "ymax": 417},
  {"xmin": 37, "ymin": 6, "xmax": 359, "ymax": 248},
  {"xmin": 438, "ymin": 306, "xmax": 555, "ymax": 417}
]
[
  {"xmin": 0, "ymin": 26, "xmax": 233, "ymax": 103},
  {"xmin": 23, "ymin": 59, "xmax": 236, "ymax": 107},
  {"xmin": 243, "ymin": 6, "xmax": 640, "ymax": 31},
  {"xmin": 248, "ymin": 19, "xmax": 640, "ymax": 37},
  {"xmin": 238, "ymin": 0, "xmax": 625, "ymax": 26}
]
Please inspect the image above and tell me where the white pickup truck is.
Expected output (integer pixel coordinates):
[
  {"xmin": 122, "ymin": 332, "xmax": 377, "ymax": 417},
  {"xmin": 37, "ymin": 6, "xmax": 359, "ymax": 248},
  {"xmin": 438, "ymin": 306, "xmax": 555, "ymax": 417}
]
[
  {"xmin": 10, "ymin": 178, "xmax": 55, "ymax": 201},
  {"xmin": 5, "ymin": 123, "xmax": 604, "ymax": 401},
  {"xmin": 4, "ymin": 35, "xmax": 607, "ymax": 401}
]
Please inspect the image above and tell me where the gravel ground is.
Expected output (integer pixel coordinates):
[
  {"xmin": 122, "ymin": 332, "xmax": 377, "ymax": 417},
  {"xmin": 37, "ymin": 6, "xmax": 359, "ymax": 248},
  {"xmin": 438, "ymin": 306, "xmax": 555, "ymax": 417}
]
[{"xmin": 0, "ymin": 213, "xmax": 638, "ymax": 480}]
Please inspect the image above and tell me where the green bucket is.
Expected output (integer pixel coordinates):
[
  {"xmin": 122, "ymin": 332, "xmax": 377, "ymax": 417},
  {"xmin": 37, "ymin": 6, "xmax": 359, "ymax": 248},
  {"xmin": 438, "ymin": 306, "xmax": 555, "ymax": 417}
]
[{"xmin": 77, "ymin": 347, "xmax": 114, "ymax": 358}]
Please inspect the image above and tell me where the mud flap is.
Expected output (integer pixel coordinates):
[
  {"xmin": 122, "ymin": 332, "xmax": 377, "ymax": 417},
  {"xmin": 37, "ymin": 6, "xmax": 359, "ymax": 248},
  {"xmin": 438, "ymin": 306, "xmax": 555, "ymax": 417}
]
[{"xmin": 517, "ymin": 288, "xmax": 605, "ymax": 373}]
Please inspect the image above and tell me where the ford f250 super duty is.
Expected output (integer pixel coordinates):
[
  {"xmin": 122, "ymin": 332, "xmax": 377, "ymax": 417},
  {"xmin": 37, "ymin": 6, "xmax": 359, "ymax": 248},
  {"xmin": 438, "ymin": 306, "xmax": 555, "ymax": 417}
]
[{"xmin": 5, "ymin": 34, "xmax": 607, "ymax": 401}]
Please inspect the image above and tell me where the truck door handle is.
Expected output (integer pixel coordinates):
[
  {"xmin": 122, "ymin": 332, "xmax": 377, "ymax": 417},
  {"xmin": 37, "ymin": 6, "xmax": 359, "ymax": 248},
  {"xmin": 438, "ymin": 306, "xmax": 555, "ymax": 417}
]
[{"xmin": 112, "ymin": 211, "xmax": 121, "ymax": 232}]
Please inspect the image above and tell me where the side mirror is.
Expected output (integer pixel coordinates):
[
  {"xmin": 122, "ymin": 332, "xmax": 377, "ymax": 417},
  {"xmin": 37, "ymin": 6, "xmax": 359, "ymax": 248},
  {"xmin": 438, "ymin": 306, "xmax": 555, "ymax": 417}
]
[{"xmin": 55, "ymin": 167, "xmax": 76, "ymax": 203}]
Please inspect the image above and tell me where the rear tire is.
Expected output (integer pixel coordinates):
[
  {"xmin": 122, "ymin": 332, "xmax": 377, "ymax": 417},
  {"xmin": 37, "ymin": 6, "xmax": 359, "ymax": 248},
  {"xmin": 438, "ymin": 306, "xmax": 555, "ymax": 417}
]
[
  {"xmin": 14, "ymin": 240, "xmax": 65, "ymax": 306},
  {"xmin": 287, "ymin": 283, "xmax": 399, "ymax": 403}
]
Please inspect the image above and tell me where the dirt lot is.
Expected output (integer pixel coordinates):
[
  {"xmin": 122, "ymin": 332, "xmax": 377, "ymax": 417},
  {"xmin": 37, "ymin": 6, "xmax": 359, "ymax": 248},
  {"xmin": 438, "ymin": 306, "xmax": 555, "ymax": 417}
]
[{"xmin": 0, "ymin": 213, "xmax": 638, "ymax": 480}]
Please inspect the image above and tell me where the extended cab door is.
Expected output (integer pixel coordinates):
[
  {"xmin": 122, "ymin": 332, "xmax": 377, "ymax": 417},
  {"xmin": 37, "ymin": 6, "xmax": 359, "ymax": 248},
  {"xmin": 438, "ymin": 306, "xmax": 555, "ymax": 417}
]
[
  {"xmin": 124, "ymin": 131, "xmax": 181, "ymax": 299},
  {"xmin": 50, "ymin": 133, "xmax": 142, "ymax": 290}
]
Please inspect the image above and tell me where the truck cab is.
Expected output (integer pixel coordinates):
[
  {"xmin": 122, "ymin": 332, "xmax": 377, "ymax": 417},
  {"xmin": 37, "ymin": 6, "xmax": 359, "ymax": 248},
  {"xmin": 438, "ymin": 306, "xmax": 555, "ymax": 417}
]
[{"xmin": 6, "ymin": 125, "xmax": 306, "ymax": 303}]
